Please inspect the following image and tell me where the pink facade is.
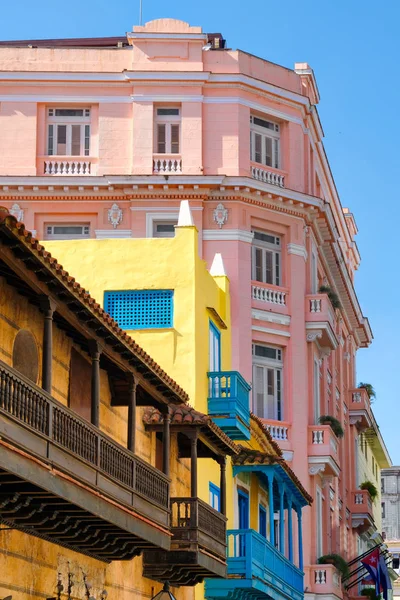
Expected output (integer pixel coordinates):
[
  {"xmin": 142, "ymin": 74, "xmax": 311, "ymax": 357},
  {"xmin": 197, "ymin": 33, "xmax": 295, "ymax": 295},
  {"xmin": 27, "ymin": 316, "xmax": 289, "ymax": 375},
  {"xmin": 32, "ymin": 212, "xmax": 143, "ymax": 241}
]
[{"xmin": 0, "ymin": 17, "xmax": 381, "ymax": 600}]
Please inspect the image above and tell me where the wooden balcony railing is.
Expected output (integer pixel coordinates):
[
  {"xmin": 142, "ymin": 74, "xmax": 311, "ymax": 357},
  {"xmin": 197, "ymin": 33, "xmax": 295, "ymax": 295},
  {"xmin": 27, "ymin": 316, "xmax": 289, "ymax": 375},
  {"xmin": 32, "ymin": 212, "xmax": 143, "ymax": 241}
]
[
  {"xmin": 0, "ymin": 360, "xmax": 169, "ymax": 512},
  {"xmin": 171, "ymin": 497, "xmax": 226, "ymax": 560}
]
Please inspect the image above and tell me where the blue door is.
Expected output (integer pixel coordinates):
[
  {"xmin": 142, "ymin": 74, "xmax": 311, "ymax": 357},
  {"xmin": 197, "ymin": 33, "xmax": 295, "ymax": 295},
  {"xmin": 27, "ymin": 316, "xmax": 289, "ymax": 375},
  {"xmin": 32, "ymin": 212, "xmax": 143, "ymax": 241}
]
[
  {"xmin": 259, "ymin": 505, "xmax": 267, "ymax": 538},
  {"xmin": 238, "ymin": 490, "xmax": 249, "ymax": 556}
]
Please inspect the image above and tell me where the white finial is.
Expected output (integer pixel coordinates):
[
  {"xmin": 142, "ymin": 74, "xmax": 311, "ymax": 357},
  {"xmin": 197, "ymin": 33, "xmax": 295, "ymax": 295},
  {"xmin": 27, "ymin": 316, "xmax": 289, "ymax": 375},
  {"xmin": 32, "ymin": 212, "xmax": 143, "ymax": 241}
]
[
  {"xmin": 210, "ymin": 253, "xmax": 227, "ymax": 277},
  {"xmin": 177, "ymin": 200, "xmax": 194, "ymax": 227}
]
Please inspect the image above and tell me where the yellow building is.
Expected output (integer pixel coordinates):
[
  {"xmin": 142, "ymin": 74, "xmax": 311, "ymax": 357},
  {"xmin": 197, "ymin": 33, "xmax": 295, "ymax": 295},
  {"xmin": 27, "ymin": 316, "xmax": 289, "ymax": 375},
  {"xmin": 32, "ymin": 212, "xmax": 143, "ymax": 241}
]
[{"xmin": 45, "ymin": 201, "xmax": 312, "ymax": 600}]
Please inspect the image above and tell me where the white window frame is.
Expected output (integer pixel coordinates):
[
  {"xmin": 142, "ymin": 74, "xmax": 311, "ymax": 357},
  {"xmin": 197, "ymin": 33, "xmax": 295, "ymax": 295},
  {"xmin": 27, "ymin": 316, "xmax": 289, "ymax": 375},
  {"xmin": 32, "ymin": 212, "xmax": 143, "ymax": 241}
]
[
  {"xmin": 250, "ymin": 114, "xmax": 280, "ymax": 169},
  {"xmin": 145, "ymin": 212, "xmax": 179, "ymax": 238},
  {"xmin": 154, "ymin": 107, "xmax": 181, "ymax": 155},
  {"xmin": 47, "ymin": 107, "xmax": 91, "ymax": 157},
  {"xmin": 44, "ymin": 223, "xmax": 90, "ymax": 240},
  {"xmin": 252, "ymin": 231, "xmax": 281, "ymax": 286},
  {"xmin": 252, "ymin": 344, "xmax": 283, "ymax": 421}
]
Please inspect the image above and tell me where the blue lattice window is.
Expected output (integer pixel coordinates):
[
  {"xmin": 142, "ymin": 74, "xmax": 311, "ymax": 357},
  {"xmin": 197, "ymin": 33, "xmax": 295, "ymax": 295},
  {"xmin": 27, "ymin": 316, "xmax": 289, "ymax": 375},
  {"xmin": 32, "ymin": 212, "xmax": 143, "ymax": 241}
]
[{"xmin": 104, "ymin": 290, "xmax": 173, "ymax": 330}]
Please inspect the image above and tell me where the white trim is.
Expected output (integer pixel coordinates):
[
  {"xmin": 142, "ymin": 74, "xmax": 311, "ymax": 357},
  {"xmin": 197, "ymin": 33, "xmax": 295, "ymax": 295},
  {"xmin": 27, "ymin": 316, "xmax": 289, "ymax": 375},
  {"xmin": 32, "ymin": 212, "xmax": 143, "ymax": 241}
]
[
  {"xmin": 130, "ymin": 206, "xmax": 203, "ymax": 211},
  {"xmin": 125, "ymin": 71, "xmax": 209, "ymax": 82},
  {"xmin": 282, "ymin": 451, "xmax": 293, "ymax": 462},
  {"xmin": 94, "ymin": 229, "xmax": 132, "ymax": 239},
  {"xmin": 204, "ymin": 96, "xmax": 304, "ymax": 126},
  {"xmin": 132, "ymin": 94, "xmax": 203, "ymax": 103},
  {"xmin": 145, "ymin": 212, "xmax": 179, "ymax": 237},
  {"xmin": 252, "ymin": 325, "xmax": 291, "ymax": 338},
  {"xmin": 0, "ymin": 95, "xmax": 132, "ymax": 103},
  {"xmin": 0, "ymin": 72, "xmax": 127, "ymax": 82},
  {"xmin": 305, "ymin": 322, "xmax": 338, "ymax": 350},
  {"xmin": 252, "ymin": 309, "xmax": 290, "ymax": 326},
  {"xmin": 127, "ymin": 32, "xmax": 207, "ymax": 41},
  {"xmin": 287, "ymin": 243, "xmax": 308, "ymax": 260},
  {"xmin": 202, "ymin": 229, "xmax": 254, "ymax": 243}
]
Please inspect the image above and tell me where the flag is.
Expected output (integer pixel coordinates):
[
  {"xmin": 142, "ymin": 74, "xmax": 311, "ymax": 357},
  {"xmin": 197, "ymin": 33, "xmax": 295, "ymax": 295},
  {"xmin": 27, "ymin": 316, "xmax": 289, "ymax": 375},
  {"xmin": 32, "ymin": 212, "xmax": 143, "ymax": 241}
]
[
  {"xmin": 379, "ymin": 552, "xmax": 392, "ymax": 600},
  {"xmin": 361, "ymin": 548, "xmax": 380, "ymax": 596}
]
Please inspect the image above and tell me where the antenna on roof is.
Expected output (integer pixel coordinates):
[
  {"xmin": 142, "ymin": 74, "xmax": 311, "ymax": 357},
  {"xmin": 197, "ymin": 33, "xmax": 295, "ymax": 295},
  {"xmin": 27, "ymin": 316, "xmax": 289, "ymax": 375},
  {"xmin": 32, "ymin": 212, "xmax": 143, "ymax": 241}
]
[{"xmin": 139, "ymin": 0, "xmax": 143, "ymax": 26}]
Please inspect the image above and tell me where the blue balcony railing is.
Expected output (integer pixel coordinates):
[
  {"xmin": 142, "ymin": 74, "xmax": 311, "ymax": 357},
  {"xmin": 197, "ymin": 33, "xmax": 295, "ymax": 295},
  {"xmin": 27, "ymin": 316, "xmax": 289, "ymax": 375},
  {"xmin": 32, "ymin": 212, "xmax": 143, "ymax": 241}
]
[
  {"xmin": 205, "ymin": 528, "xmax": 304, "ymax": 600},
  {"xmin": 207, "ymin": 371, "xmax": 251, "ymax": 440}
]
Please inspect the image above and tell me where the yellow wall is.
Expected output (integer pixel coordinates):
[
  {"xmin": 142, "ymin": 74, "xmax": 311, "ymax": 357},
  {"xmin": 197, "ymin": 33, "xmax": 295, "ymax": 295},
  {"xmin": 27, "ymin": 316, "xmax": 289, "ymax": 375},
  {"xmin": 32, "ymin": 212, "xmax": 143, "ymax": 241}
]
[
  {"xmin": 0, "ymin": 269, "xmax": 192, "ymax": 600},
  {"xmin": 357, "ymin": 433, "xmax": 383, "ymax": 531}
]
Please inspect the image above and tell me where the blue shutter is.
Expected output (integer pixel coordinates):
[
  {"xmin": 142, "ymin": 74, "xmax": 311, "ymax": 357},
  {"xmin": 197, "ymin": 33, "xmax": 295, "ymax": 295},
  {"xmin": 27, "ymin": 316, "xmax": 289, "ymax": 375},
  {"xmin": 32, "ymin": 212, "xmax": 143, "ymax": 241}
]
[{"xmin": 104, "ymin": 290, "xmax": 173, "ymax": 329}]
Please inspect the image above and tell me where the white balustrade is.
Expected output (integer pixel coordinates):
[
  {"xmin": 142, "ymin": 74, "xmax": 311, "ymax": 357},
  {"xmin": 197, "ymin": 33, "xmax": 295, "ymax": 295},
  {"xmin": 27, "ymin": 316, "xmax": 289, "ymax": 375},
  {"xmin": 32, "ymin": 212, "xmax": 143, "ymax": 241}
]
[
  {"xmin": 354, "ymin": 492, "xmax": 364, "ymax": 505},
  {"xmin": 251, "ymin": 165, "xmax": 285, "ymax": 187},
  {"xmin": 330, "ymin": 435, "xmax": 338, "ymax": 454},
  {"xmin": 333, "ymin": 572, "xmax": 341, "ymax": 587},
  {"xmin": 314, "ymin": 569, "xmax": 327, "ymax": 585},
  {"xmin": 312, "ymin": 430, "xmax": 324, "ymax": 444},
  {"xmin": 252, "ymin": 285, "xmax": 286, "ymax": 306},
  {"xmin": 153, "ymin": 157, "xmax": 182, "ymax": 174},
  {"xmin": 44, "ymin": 160, "xmax": 92, "ymax": 176},
  {"xmin": 265, "ymin": 424, "xmax": 288, "ymax": 441},
  {"xmin": 352, "ymin": 391, "xmax": 362, "ymax": 403},
  {"xmin": 310, "ymin": 298, "xmax": 322, "ymax": 313}
]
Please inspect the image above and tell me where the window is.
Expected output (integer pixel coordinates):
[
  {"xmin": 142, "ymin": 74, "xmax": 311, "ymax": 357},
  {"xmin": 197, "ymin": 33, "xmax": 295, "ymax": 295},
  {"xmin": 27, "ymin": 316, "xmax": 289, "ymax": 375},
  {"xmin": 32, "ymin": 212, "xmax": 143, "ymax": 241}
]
[
  {"xmin": 314, "ymin": 358, "xmax": 321, "ymax": 424},
  {"xmin": 316, "ymin": 487, "xmax": 323, "ymax": 559},
  {"xmin": 153, "ymin": 220, "xmax": 177, "ymax": 238},
  {"xmin": 250, "ymin": 114, "xmax": 280, "ymax": 169},
  {"xmin": 209, "ymin": 483, "xmax": 221, "ymax": 512},
  {"xmin": 155, "ymin": 107, "xmax": 180, "ymax": 154},
  {"xmin": 47, "ymin": 107, "xmax": 91, "ymax": 156},
  {"xmin": 259, "ymin": 505, "xmax": 267, "ymax": 538},
  {"xmin": 45, "ymin": 224, "xmax": 90, "ymax": 240},
  {"xmin": 104, "ymin": 290, "xmax": 174, "ymax": 329},
  {"xmin": 392, "ymin": 556, "xmax": 399, "ymax": 571},
  {"xmin": 238, "ymin": 490, "xmax": 249, "ymax": 556},
  {"xmin": 252, "ymin": 344, "xmax": 283, "ymax": 420},
  {"xmin": 209, "ymin": 321, "xmax": 221, "ymax": 372},
  {"xmin": 252, "ymin": 231, "xmax": 281, "ymax": 286},
  {"xmin": 382, "ymin": 502, "xmax": 386, "ymax": 519},
  {"xmin": 381, "ymin": 479, "xmax": 385, "ymax": 493}
]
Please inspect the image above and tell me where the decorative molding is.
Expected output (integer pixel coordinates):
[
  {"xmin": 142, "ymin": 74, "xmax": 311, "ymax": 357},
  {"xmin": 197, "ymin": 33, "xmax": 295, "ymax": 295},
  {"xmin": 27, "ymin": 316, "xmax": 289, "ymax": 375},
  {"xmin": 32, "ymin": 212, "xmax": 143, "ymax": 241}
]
[
  {"xmin": 252, "ymin": 309, "xmax": 290, "ymax": 327},
  {"xmin": 127, "ymin": 32, "xmax": 208, "ymax": 41},
  {"xmin": 125, "ymin": 71, "xmax": 209, "ymax": 82},
  {"xmin": 9, "ymin": 203, "xmax": 24, "ymax": 222},
  {"xmin": 320, "ymin": 347, "xmax": 332, "ymax": 360},
  {"xmin": 145, "ymin": 212, "xmax": 179, "ymax": 238},
  {"xmin": 107, "ymin": 203, "xmax": 123, "ymax": 229},
  {"xmin": 309, "ymin": 463, "xmax": 326, "ymax": 476},
  {"xmin": 307, "ymin": 331, "xmax": 323, "ymax": 343},
  {"xmin": 309, "ymin": 456, "xmax": 340, "ymax": 478},
  {"xmin": 252, "ymin": 325, "xmax": 291, "ymax": 338},
  {"xmin": 213, "ymin": 203, "xmax": 228, "ymax": 228},
  {"xmin": 94, "ymin": 230, "xmax": 132, "ymax": 239},
  {"xmin": 287, "ymin": 243, "xmax": 308, "ymax": 261},
  {"xmin": 130, "ymin": 206, "xmax": 203, "ymax": 212},
  {"xmin": 0, "ymin": 95, "xmax": 133, "ymax": 103},
  {"xmin": 344, "ymin": 352, "xmax": 351, "ymax": 362},
  {"xmin": 132, "ymin": 94, "xmax": 203, "ymax": 103},
  {"xmin": 282, "ymin": 451, "xmax": 294, "ymax": 462},
  {"xmin": 203, "ymin": 229, "xmax": 254, "ymax": 243}
]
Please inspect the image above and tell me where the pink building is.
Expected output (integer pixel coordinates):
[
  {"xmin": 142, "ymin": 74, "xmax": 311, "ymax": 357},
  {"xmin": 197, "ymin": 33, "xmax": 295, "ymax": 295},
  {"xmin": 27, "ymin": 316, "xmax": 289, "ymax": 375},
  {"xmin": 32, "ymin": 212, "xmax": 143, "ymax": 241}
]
[{"xmin": 0, "ymin": 17, "xmax": 388, "ymax": 600}]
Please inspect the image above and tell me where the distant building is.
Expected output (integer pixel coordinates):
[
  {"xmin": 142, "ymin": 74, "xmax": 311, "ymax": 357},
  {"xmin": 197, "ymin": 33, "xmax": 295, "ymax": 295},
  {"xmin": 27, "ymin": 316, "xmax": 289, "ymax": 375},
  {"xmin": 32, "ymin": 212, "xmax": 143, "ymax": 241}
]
[{"xmin": 382, "ymin": 467, "xmax": 400, "ymax": 541}]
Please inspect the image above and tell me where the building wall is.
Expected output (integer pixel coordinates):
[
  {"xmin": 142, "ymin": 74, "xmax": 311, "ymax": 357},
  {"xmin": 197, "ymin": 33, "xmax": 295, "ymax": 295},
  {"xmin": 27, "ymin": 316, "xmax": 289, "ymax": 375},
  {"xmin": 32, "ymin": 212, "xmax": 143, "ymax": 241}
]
[
  {"xmin": 0, "ymin": 270, "xmax": 192, "ymax": 600},
  {"xmin": 382, "ymin": 469, "xmax": 400, "ymax": 541}
]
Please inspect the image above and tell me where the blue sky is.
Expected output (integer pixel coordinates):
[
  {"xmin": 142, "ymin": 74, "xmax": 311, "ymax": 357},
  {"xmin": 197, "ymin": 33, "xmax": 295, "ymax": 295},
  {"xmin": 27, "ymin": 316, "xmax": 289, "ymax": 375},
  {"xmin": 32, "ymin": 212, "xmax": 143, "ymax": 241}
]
[{"xmin": 1, "ymin": 0, "xmax": 399, "ymax": 462}]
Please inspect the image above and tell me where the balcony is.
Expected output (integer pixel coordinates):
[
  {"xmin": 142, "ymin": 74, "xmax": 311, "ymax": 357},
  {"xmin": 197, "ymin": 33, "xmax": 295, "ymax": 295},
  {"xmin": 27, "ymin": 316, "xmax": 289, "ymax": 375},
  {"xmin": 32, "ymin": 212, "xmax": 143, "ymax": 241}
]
[
  {"xmin": 308, "ymin": 425, "xmax": 340, "ymax": 477},
  {"xmin": 38, "ymin": 156, "xmax": 97, "ymax": 176},
  {"xmin": 0, "ymin": 360, "xmax": 170, "ymax": 561},
  {"xmin": 143, "ymin": 497, "xmax": 227, "ymax": 585},
  {"xmin": 349, "ymin": 489, "xmax": 374, "ymax": 531},
  {"xmin": 252, "ymin": 282, "xmax": 288, "ymax": 307},
  {"xmin": 208, "ymin": 371, "xmax": 251, "ymax": 440},
  {"xmin": 251, "ymin": 162, "xmax": 286, "ymax": 188},
  {"xmin": 309, "ymin": 565, "xmax": 343, "ymax": 599},
  {"xmin": 348, "ymin": 388, "xmax": 372, "ymax": 430},
  {"xmin": 305, "ymin": 293, "xmax": 338, "ymax": 350},
  {"xmin": 153, "ymin": 155, "xmax": 182, "ymax": 174},
  {"xmin": 205, "ymin": 529, "xmax": 303, "ymax": 600},
  {"xmin": 263, "ymin": 419, "xmax": 291, "ymax": 451}
]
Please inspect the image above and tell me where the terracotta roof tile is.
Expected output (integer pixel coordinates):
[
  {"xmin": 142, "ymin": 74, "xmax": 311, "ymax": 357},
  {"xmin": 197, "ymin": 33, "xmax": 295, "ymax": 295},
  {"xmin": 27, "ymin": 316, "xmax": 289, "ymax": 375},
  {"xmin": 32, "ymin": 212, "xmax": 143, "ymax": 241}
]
[{"xmin": 0, "ymin": 210, "xmax": 189, "ymax": 404}]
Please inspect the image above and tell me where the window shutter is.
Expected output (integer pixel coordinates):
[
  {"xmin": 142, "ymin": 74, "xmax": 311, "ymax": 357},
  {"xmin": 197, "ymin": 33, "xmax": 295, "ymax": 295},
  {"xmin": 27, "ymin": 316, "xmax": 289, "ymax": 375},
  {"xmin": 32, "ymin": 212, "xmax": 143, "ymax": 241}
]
[
  {"xmin": 254, "ymin": 133, "xmax": 262, "ymax": 163},
  {"xmin": 264, "ymin": 250, "xmax": 273, "ymax": 284},
  {"xmin": 48, "ymin": 125, "xmax": 54, "ymax": 156},
  {"xmin": 84, "ymin": 125, "xmax": 90, "ymax": 156},
  {"xmin": 275, "ymin": 252, "xmax": 281, "ymax": 286},
  {"xmin": 267, "ymin": 368, "xmax": 275, "ymax": 419},
  {"xmin": 56, "ymin": 125, "xmax": 67, "ymax": 155},
  {"xmin": 254, "ymin": 247, "xmax": 263, "ymax": 282},
  {"xmin": 274, "ymin": 139, "xmax": 279, "ymax": 169},
  {"xmin": 264, "ymin": 136, "xmax": 273, "ymax": 167},
  {"xmin": 157, "ymin": 124, "xmax": 166, "ymax": 154},
  {"xmin": 254, "ymin": 366, "xmax": 265, "ymax": 418},
  {"xmin": 71, "ymin": 125, "xmax": 81, "ymax": 156},
  {"xmin": 171, "ymin": 124, "xmax": 180, "ymax": 154}
]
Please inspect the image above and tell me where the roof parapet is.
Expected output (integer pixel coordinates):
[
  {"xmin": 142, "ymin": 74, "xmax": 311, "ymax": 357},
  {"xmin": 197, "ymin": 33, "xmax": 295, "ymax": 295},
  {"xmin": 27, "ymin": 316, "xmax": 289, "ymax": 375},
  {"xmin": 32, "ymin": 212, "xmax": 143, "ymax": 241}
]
[{"xmin": 295, "ymin": 62, "xmax": 320, "ymax": 105}]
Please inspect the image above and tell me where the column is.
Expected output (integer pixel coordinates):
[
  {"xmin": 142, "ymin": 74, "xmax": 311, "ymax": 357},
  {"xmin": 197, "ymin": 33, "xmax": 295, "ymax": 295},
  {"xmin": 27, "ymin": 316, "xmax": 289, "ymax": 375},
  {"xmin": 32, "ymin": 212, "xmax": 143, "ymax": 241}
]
[
  {"xmin": 219, "ymin": 456, "xmax": 226, "ymax": 516},
  {"xmin": 39, "ymin": 296, "xmax": 56, "ymax": 394},
  {"xmin": 190, "ymin": 433, "xmax": 198, "ymax": 498},
  {"xmin": 288, "ymin": 498, "xmax": 294, "ymax": 563},
  {"xmin": 279, "ymin": 484, "xmax": 285, "ymax": 555},
  {"xmin": 163, "ymin": 410, "xmax": 171, "ymax": 477},
  {"xmin": 89, "ymin": 340, "xmax": 101, "ymax": 427},
  {"xmin": 127, "ymin": 375, "xmax": 137, "ymax": 453},
  {"xmin": 297, "ymin": 507, "xmax": 304, "ymax": 571},
  {"xmin": 268, "ymin": 471, "xmax": 275, "ymax": 547}
]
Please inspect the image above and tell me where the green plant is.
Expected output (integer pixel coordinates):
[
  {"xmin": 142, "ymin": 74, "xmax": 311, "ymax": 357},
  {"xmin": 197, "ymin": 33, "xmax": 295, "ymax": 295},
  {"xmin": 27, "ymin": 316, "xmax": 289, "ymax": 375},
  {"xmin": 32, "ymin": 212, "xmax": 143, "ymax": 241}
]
[
  {"xmin": 361, "ymin": 588, "xmax": 380, "ymax": 600},
  {"xmin": 319, "ymin": 285, "xmax": 342, "ymax": 310},
  {"xmin": 358, "ymin": 382, "xmax": 376, "ymax": 401},
  {"xmin": 318, "ymin": 553, "xmax": 349, "ymax": 579},
  {"xmin": 319, "ymin": 415, "xmax": 344, "ymax": 438},
  {"xmin": 360, "ymin": 480, "xmax": 378, "ymax": 501}
]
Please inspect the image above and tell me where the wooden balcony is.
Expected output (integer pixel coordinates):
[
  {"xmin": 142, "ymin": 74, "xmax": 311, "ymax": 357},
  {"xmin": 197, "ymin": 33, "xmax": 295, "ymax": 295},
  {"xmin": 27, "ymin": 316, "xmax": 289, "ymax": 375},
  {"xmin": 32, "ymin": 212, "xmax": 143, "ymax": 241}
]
[
  {"xmin": 0, "ymin": 360, "xmax": 170, "ymax": 561},
  {"xmin": 306, "ymin": 294, "xmax": 339, "ymax": 350},
  {"xmin": 143, "ymin": 497, "xmax": 227, "ymax": 586},
  {"xmin": 206, "ymin": 529, "xmax": 304, "ymax": 600},
  {"xmin": 349, "ymin": 489, "xmax": 375, "ymax": 531},
  {"xmin": 208, "ymin": 371, "xmax": 251, "ymax": 440},
  {"xmin": 308, "ymin": 425, "xmax": 340, "ymax": 477},
  {"xmin": 308, "ymin": 564, "xmax": 343, "ymax": 599}
]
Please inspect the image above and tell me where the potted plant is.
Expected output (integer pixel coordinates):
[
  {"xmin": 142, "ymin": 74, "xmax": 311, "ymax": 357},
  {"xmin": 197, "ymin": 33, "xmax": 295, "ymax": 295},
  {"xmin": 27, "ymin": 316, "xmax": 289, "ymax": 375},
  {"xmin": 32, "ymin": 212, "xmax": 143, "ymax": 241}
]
[
  {"xmin": 358, "ymin": 382, "xmax": 376, "ymax": 402},
  {"xmin": 361, "ymin": 588, "xmax": 380, "ymax": 600},
  {"xmin": 319, "ymin": 415, "xmax": 344, "ymax": 439},
  {"xmin": 318, "ymin": 553, "xmax": 349, "ymax": 579},
  {"xmin": 360, "ymin": 480, "xmax": 378, "ymax": 501},
  {"xmin": 319, "ymin": 285, "xmax": 342, "ymax": 310}
]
